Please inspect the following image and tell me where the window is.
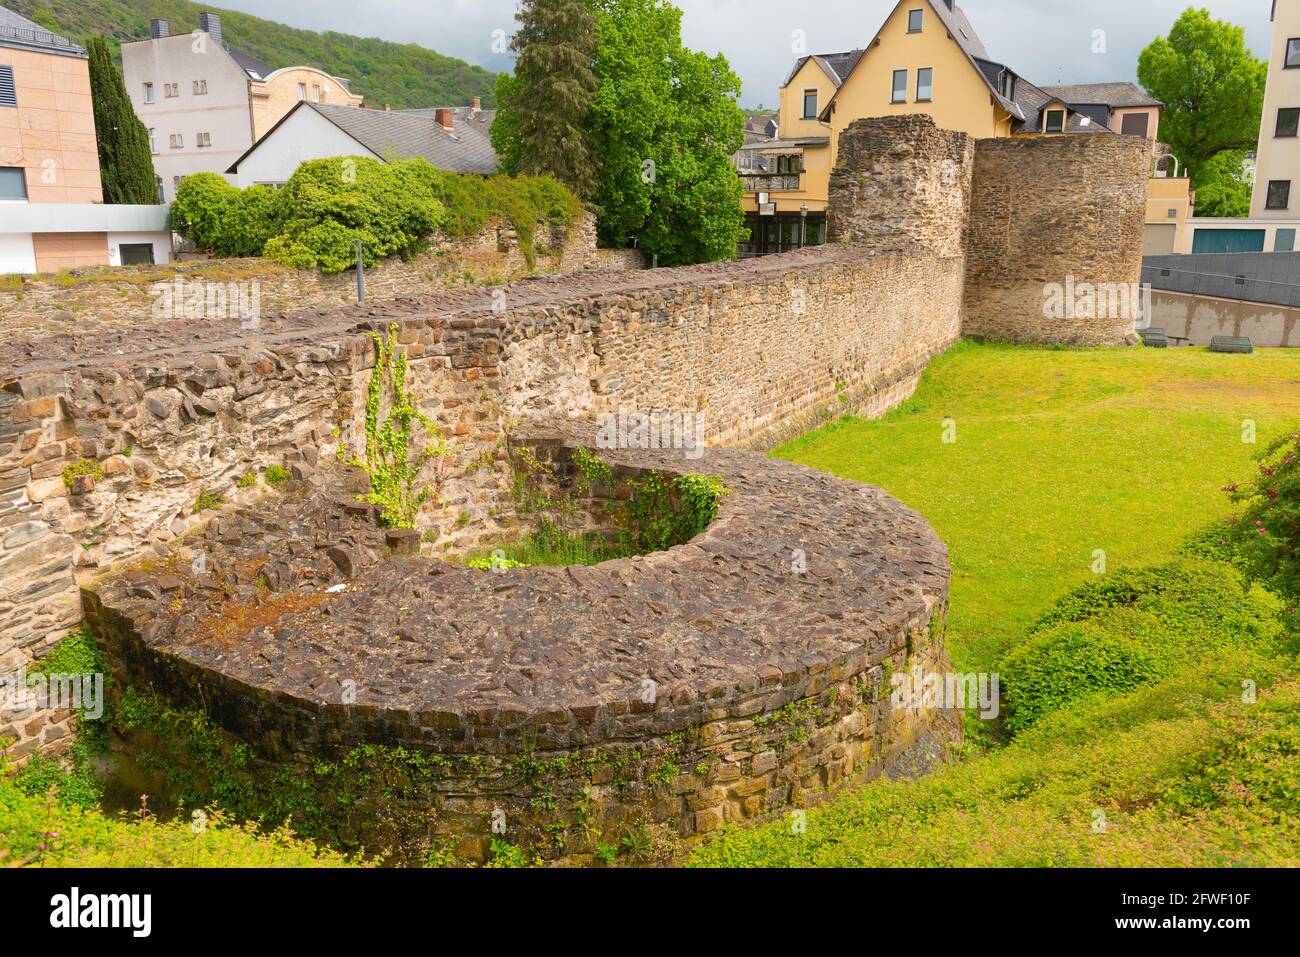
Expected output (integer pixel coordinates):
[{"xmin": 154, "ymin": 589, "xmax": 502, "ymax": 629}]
[
  {"xmin": 1277, "ymin": 107, "xmax": 1300, "ymax": 138},
  {"xmin": 193, "ymin": 79, "xmax": 207, "ymax": 95},
  {"xmin": 1167, "ymin": 209, "xmax": 1178, "ymax": 218},
  {"xmin": 1266, "ymin": 180, "xmax": 1291, "ymax": 210},
  {"xmin": 1120, "ymin": 112, "xmax": 1149, "ymax": 137},
  {"xmin": 164, "ymin": 82, "xmax": 178, "ymax": 98},
  {"xmin": 298, "ymin": 83, "xmax": 306, "ymax": 100},
  {"xmin": 1287, "ymin": 38, "xmax": 1300, "ymax": 68},
  {"xmin": 802, "ymin": 89, "xmax": 817, "ymax": 119},
  {"xmin": 172, "ymin": 175, "xmax": 182, "ymax": 192},
  {"xmin": 148, "ymin": 128, "xmax": 157, "ymax": 153},
  {"xmin": 0, "ymin": 167, "xmax": 26, "ymax": 200},
  {"xmin": 1277, "ymin": 229, "xmax": 1297, "ymax": 252},
  {"xmin": 311, "ymin": 84, "xmax": 320, "ymax": 102},
  {"xmin": 196, "ymin": 132, "xmax": 211, "ymax": 147},
  {"xmin": 907, "ymin": 9, "xmax": 923, "ymax": 32},
  {"xmin": 892, "ymin": 69, "xmax": 908, "ymax": 103},
  {"xmin": 155, "ymin": 177, "xmax": 164, "ymax": 203},
  {"xmin": 118, "ymin": 243, "xmax": 155, "ymax": 266},
  {"xmin": 1045, "ymin": 108, "xmax": 1066, "ymax": 133},
  {"xmin": 0, "ymin": 65, "xmax": 15, "ymax": 107},
  {"xmin": 916, "ymin": 67, "xmax": 933, "ymax": 102},
  {"xmin": 169, "ymin": 133, "xmax": 183, "ymax": 149},
  {"xmin": 143, "ymin": 82, "xmax": 155, "ymax": 103}
]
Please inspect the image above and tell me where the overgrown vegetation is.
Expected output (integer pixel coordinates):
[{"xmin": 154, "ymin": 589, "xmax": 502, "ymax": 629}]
[
  {"xmin": 61, "ymin": 457, "xmax": 102, "ymax": 490},
  {"xmin": 476, "ymin": 447, "xmax": 729, "ymax": 568},
  {"xmin": 171, "ymin": 159, "xmax": 582, "ymax": 274},
  {"xmin": 340, "ymin": 324, "xmax": 448, "ymax": 528},
  {"xmin": 1227, "ymin": 431, "xmax": 1300, "ymax": 626}
]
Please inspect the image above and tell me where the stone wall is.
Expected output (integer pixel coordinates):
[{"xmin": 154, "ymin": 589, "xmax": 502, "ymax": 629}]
[
  {"xmin": 0, "ymin": 213, "xmax": 642, "ymax": 343},
  {"xmin": 963, "ymin": 134, "xmax": 1150, "ymax": 345},
  {"xmin": 828, "ymin": 115, "xmax": 974, "ymax": 259},
  {"xmin": 82, "ymin": 432, "xmax": 961, "ymax": 864},
  {"xmin": 0, "ymin": 242, "xmax": 964, "ymax": 761}
]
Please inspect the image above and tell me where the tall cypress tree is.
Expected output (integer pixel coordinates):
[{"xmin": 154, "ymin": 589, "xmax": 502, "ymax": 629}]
[
  {"xmin": 87, "ymin": 36, "xmax": 158, "ymax": 204},
  {"xmin": 491, "ymin": 0, "xmax": 599, "ymax": 200}
]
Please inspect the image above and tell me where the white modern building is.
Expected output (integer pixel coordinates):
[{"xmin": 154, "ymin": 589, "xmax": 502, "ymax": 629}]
[
  {"xmin": 0, "ymin": 5, "xmax": 170, "ymax": 274},
  {"xmin": 1251, "ymin": 0, "xmax": 1300, "ymax": 218}
]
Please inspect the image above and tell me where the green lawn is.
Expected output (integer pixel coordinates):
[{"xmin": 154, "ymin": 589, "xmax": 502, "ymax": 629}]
[
  {"xmin": 687, "ymin": 341, "xmax": 1300, "ymax": 867},
  {"xmin": 775, "ymin": 341, "xmax": 1300, "ymax": 671}
]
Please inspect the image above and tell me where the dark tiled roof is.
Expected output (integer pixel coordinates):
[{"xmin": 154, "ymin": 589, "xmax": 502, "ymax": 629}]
[
  {"xmin": 316, "ymin": 103, "xmax": 500, "ymax": 174},
  {"xmin": 782, "ymin": 49, "xmax": 864, "ymax": 88},
  {"xmin": 0, "ymin": 4, "xmax": 84, "ymax": 56},
  {"xmin": 1008, "ymin": 76, "xmax": 1114, "ymax": 134},
  {"xmin": 228, "ymin": 47, "xmax": 276, "ymax": 81},
  {"xmin": 1040, "ymin": 82, "xmax": 1163, "ymax": 109}
]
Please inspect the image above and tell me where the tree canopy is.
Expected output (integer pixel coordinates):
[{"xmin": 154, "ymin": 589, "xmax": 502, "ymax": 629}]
[{"xmin": 1137, "ymin": 7, "xmax": 1267, "ymax": 216}]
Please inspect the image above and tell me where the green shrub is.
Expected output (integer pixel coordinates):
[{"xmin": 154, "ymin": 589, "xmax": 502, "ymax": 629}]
[
  {"xmin": 61, "ymin": 457, "xmax": 102, "ymax": 490},
  {"xmin": 1002, "ymin": 558, "xmax": 1286, "ymax": 732},
  {"xmin": 622, "ymin": 472, "xmax": 730, "ymax": 553},
  {"xmin": 1227, "ymin": 430, "xmax": 1300, "ymax": 623},
  {"xmin": 264, "ymin": 464, "xmax": 291, "ymax": 489}
]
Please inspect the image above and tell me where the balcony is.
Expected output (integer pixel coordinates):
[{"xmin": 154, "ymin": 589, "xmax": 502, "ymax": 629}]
[{"xmin": 739, "ymin": 173, "xmax": 802, "ymax": 192}]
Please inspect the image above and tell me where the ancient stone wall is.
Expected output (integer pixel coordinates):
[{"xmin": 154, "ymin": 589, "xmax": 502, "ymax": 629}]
[
  {"xmin": 0, "ymin": 243, "xmax": 964, "ymax": 760},
  {"xmin": 0, "ymin": 213, "xmax": 642, "ymax": 343},
  {"xmin": 963, "ymin": 134, "xmax": 1150, "ymax": 345},
  {"xmin": 827, "ymin": 115, "xmax": 974, "ymax": 259},
  {"xmin": 82, "ymin": 433, "xmax": 961, "ymax": 863}
]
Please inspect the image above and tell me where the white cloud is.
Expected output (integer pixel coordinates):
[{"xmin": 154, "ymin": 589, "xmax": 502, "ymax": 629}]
[{"xmin": 207, "ymin": 0, "xmax": 1275, "ymax": 108}]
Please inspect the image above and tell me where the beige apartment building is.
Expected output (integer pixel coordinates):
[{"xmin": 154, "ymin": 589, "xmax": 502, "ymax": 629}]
[
  {"xmin": 0, "ymin": 5, "xmax": 170, "ymax": 273},
  {"xmin": 123, "ymin": 12, "xmax": 362, "ymax": 202},
  {"xmin": 1251, "ymin": 0, "xmax": 1300, "ymax": 218}
]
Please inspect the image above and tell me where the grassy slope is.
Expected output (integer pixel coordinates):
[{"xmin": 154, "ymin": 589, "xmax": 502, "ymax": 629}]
[
  {"xmin": 689, "ymin": 341, "xmax": 1300, "ymax": 867},
  {"xmin": 776, "ymin": 341, "xmax": 1300, "ymax": 671},
  {"xmin": 12, "ymin": 0, "xmax": 497, "ymax": 110}
]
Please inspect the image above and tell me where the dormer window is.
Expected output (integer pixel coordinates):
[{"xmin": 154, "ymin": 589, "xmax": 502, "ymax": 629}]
[
  {"xmin": 802, "ymin": 89, "xmax": 818, "ymax": 119},
  {"xmin": 1045, "ymin": 108, "xmax": 1066, "ymax": 133},
  {"xmin": 908, "ymin": 9, "xmax": 923, "ymax": 33}
]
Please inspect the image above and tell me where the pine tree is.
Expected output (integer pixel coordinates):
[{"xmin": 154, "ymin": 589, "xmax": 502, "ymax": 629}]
[
  {"xmin": 87, "ymin": 36, "xmax": 158, "ymax": 204},
  {"xmin": 492, "ymin": 0, "xmax": 599, "ymax": 200}
]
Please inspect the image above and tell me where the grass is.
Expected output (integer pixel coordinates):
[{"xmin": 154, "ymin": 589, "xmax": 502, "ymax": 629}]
[
  {"xmin": 775, "ymin": 340, "xmax": 1300, "ymax": 671},
  {"xmin": 689, "ymin": 340, "xmax": 1300, "ymax": 867},
  {"xmin": 465, "ymin": 523, "xmax": 631, "ymax": 569}
]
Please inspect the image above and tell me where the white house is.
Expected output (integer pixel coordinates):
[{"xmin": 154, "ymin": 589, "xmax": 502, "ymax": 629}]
[{"xmin": 226, "ymin": 100, "xmax": 499, "ymax": 187}]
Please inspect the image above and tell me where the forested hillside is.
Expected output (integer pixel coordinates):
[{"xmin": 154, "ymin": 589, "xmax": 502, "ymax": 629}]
[{"xmin": 10, "ymin": 0, "xmax": 498, "ymax": 110}]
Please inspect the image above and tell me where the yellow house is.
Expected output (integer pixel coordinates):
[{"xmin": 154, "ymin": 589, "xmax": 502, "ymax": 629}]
[
  {"xmin": 737, "ymin": 0, "xmax": 1194, "ymax": 255},
  {"xmin": 251, "ymin": 66, "xmax": 365, "ymax": 140}
]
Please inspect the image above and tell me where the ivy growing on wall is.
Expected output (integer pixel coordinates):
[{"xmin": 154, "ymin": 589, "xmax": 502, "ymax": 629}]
[{"xmin": 340, "ymin": 323, "xmax": 449, "ymax": 528}]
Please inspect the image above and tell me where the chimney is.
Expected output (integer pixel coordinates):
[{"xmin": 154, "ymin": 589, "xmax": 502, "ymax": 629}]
[
  {"xmin": 198, "ymin": 12, "xmax": 223, "ymax": 44},
  {"xmin": 944, "ymin": 0, "xmax": 955, "ymax": 9},
  {"xmin": 435, "ymin": 107, "xmax": 454, "ymax": 130},
  {"xmin": 149, "ymin": 19, "xmax": 169, "ymax": 39},
  {"xmin": 383, "ymin": 103, "xmax": 390, "ymax": 111},
  {"xmin": 470, "ymin": 96, "xmax": 481, "ymax": 112}
]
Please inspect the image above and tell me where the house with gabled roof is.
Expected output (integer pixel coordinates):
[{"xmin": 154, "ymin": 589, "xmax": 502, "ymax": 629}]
[
  {"xmin": 225, "ymin": 100, "xmax": 499, "ymax": 187},
  {"xmin": 739, "ymin": 0, "xmax": 1192, "ymax": 258},
  {"xmin": 122, "ymin": 12, "xmax": 364, "ymax": 202}
]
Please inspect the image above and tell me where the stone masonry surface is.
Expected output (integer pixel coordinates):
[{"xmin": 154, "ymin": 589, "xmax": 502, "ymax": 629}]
[
  {"xmin": 1, "ymin": 116, "xmax": 1150, "ymax": 838},
  {"xmin": 83, "ymin": 425, "xmax": 960, "ymax": 862}
]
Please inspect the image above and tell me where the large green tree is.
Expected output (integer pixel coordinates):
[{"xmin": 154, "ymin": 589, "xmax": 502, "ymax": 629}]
[
  {"xmin": 87, "ymin": 35, "xmax": 157, "ymax": 204},
  {"xmin": 491, "ymin": 0, "xmax": 599, "ymax": 200},
  {"xmin": 588, "ymin": 0, "xmax": 746, "ymax": 265},
  {"xmin": 1137, "ymin": 7, "xmax": 1267, "ymax": 216}
]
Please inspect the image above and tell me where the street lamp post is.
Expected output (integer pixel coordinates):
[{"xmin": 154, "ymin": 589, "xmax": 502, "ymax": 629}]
[{"xmin": 799, "ymin": 203, "xmax": 808, "ymax": 248}]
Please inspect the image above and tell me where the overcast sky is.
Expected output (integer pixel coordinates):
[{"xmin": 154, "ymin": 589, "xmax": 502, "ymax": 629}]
[{"xmin": 211, "ymin": 0, "xmax": 1275, "ymax": 108}]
